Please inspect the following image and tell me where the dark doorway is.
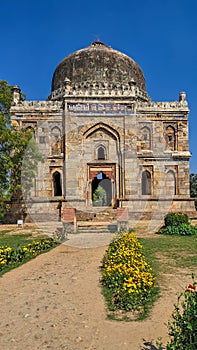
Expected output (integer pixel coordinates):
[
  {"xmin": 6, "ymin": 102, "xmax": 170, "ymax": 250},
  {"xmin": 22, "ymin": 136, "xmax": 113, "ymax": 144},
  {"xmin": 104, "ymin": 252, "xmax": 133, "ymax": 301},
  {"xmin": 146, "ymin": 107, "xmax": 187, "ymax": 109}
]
[
  {"xmin": 92, "ymin": 172, "xmax": 112, "ymax": 206},
  {"xmin": 53, "ymin": 171, "xmax": 62, "ymax": 196},
  {"xmin": 142, "ymin": 171, "xmax": 151, "ymax": 195},
  {"xmin": 166, "ymin": 171, "xmax": 176, "ymax": 195}
]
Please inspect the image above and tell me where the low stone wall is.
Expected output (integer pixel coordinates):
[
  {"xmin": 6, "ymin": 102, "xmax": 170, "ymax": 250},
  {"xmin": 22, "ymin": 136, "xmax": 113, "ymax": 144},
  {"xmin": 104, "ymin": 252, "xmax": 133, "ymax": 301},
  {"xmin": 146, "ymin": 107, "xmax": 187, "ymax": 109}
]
[{"xmin": 3, "ymin": 197, "xmax": 196, "ymax": 225}]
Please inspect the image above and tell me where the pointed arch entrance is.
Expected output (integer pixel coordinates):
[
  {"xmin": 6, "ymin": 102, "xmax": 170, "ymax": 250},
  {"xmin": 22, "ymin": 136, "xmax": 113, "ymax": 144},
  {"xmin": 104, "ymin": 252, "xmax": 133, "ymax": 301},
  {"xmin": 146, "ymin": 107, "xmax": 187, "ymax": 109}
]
[
  {"xmin": 88, "ymin": 164, "xmax": 116, "ymax": 207},
  {"xmin": 83, "ymin": 123, "xmax": 122, "ymax": 207},
  {"xmin": 92, "ymin": 172, "xmax": 112, "ymax": 206}
]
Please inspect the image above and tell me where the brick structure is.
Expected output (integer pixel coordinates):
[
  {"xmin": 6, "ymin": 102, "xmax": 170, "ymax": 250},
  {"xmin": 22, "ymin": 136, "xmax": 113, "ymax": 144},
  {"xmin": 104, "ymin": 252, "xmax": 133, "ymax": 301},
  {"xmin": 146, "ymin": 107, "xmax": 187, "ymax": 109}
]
[{"xmin": 10, "ymin": 41, "xmax": 196, "ymax": 223}]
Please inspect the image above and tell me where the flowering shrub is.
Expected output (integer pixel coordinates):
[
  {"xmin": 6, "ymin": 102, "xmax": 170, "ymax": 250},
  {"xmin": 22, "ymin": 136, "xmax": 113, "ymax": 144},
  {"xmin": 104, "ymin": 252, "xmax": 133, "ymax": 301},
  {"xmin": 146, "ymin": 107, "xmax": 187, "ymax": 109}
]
[
  {"xmin": 167, "ymin": 276, "xmax": 197, "ymax": 350},
  {"xmin": 101, "ymin": 231, "xmax": 156, "ymax": 316},
  {"xmin": 0, "ymin": 238, "xmax": 58, "ymax": 272}
]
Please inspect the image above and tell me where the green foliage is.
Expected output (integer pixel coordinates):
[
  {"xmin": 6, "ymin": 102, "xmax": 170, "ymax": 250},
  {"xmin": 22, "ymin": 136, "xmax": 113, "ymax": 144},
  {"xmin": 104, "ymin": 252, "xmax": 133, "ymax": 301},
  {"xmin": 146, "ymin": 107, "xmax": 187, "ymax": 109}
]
[
  {"xmin": 93, "ymin": 185, "xmax": 107, "ymax": 205},
  {"xmin": 164, "ymin": 213, "xmax": 189, "ymax": 227},
  {"xmin": 159, "ymin": 223, "xmax": 197, "ymax": 236},
  {"xmin": 7, "ymin": 127, "xmax": 42, "ymax": 200},
  {"xmin": 190, "ymin": 174, "xmax": 197, "ymax": 198},
  {"xmin": 20, "ymin": 137, "xmax": 43, "ymax": 199},
  {"xmin": 0, "ymin": 80, "xmax": 13, "ymax": 115},
  {"xmin": 0, "ymin": 238, "xmax": 59, "ymax": 274},
  {"xmin": 0, "ymin": 232, "xmax": 32, "ymax": 248},
  {"xmin": 166, "ymin": 276, "xmax": 197, "ymax": 350},
  {"xmin": 0, "ymin": 206, "xmax": 6, "ymax": 222},
  {"xmin": 190, "ymin": 173, "xmax": 197, "ymax": 210},
  {"xmin": 101, "ymin": 231, "xmax": 157, "ymax": 319},
  {"xmin": 0, "ymin": 80, "xmax": 42, "ymax": 213},
  {"xmin": 158, "ymin": 213, "xmax": 197, "ymax": 236}
]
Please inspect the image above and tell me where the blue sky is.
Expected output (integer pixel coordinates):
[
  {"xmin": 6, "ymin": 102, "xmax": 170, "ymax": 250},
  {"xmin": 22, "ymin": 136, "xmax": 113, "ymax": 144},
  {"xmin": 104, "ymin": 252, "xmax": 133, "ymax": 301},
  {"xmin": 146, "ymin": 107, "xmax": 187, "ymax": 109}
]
[{"xmin": 1, "ymin": 0, "xmax": 197, "ymax": 172}]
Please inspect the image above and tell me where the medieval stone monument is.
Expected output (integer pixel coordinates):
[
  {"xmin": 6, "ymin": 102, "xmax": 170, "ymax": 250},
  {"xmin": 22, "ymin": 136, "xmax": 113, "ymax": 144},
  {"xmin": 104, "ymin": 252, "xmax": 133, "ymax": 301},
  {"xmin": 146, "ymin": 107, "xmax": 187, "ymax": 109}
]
[{"xmin": 10, "ymin": 41, "xmax": 196, "ymax": 225}]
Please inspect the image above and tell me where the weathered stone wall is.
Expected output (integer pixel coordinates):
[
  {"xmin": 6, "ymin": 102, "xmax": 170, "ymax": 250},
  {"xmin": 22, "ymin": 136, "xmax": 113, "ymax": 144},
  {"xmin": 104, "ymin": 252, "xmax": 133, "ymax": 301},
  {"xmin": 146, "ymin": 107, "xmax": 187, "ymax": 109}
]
[
  {"xmin": 63, "ymin": 111, "xmax": 125, "ymax": 205},
  {"xmin": 9, "ymin": 74, "xmax": 196, "ymax": 222}
]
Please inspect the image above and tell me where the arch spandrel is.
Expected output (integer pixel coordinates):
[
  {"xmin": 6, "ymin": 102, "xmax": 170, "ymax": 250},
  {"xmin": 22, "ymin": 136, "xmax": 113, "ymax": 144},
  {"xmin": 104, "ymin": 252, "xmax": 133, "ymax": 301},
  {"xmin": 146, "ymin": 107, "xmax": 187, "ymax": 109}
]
[{"xmin": 80, "ymin": 122, "xmax": 121, "ymax": 142}]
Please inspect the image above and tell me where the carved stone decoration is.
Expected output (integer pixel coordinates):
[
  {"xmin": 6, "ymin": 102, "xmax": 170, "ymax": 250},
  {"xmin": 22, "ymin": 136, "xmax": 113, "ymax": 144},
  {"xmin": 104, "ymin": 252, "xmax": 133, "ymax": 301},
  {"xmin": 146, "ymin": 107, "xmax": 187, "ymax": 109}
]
[
  {"xmin": 51, "ymin": 140, "xmax": 62, "ymax": 155},
  {"xmin": 136, "ymin": 122, "xmax": 152, "ymax": 152},
  {"xmin": 140, "ymin": 126, "xmax": 151, "ymax": 150},
  {"xmin": 164, "ymin": 124, "xmax": 177, "ymax": 151},
  {"xmin": 51, "ymin": 126, "xmax": 62, "ymax": 155}
]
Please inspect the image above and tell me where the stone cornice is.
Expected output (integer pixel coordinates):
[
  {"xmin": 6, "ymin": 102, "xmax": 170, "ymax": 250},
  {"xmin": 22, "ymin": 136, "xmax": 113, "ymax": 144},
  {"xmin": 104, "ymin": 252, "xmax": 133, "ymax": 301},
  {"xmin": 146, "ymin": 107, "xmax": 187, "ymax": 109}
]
[
  {"xmin": 137, "ymin": 151, "xmax": 191, "ymax": 159},
  {"xmin": 11, "ymin": 100, "xmax": 63, "ymax": 113},
  {"xmin": 137, "ymin": 100, "xmax": 189, "ymax": 113},
  {"xmin": 48, "ymin": 83, "xmax": 150, "ymax": 102}
]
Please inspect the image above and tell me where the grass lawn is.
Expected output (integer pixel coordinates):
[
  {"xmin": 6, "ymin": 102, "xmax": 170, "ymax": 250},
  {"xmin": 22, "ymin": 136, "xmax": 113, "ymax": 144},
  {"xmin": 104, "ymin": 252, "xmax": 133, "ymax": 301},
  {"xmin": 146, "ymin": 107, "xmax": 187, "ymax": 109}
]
[
  {"xmin": 0, "ymin": 232, "xmax": 38, "ymax": 249},
  {"xmin": 140, "ymin": 234, "xmax": 197, "ymax": 275},
  {"xmin": 0, "ymin": 226, "xmax": 48, "ymax": 248},
  {"xmin": 1, "ymin": 224, "xmax": 196, "ymax": 282},
  {"xmin": 0, "ymin": 225, "xmax": 58, "ymax": 276}
]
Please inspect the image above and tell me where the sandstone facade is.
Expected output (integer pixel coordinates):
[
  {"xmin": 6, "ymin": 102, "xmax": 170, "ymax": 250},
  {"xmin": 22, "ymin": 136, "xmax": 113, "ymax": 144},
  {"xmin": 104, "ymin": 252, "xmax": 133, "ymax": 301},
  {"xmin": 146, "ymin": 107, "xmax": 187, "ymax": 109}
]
[{"xmin": 10, "ymin": 41, "xmax": 195, "ymax": 223}]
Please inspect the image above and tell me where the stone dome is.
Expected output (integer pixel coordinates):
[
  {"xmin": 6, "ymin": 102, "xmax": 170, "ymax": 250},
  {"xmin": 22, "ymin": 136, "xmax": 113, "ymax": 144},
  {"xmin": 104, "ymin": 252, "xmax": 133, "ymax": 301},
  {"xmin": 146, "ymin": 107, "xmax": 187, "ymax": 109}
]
[{"xmin": 51, "ymin": 41, "xmax": 146, "ymax": 93}]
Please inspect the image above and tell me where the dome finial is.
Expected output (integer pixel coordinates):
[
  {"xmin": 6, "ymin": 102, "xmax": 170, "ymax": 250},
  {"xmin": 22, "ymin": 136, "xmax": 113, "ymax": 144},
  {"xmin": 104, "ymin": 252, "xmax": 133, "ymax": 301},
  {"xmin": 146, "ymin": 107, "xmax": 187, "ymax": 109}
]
[
  {"xmin": 94, "ymin": 34, "xmax": 101, "ymax": 42},
  {"xmin": 91, "ymin": 38, "xmax": 109, "ymax": 47}
]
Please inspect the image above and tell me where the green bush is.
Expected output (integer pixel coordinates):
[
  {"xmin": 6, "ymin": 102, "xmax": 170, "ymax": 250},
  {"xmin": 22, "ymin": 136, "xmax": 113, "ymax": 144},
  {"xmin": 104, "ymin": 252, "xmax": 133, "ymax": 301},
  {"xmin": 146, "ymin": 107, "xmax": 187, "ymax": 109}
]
[
  {"xmin": 167, "ymin": 276, "xmax": 197, "ymax": 350},
  {"xmin": 164, "ymin": 213, "xmax": 189, "ymax": 227},
  {"xmin": 159, "ymin": 223, "xmax": 197, "ymax": 236},
  {"xmin": 158, "ymin": 212, "xmax": 197, "ymax": 236}
]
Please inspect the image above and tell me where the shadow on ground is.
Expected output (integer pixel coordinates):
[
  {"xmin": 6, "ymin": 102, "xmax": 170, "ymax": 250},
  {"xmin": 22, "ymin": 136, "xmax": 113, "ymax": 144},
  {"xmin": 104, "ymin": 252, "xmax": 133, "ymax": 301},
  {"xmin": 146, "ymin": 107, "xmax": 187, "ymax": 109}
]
[{"xmin": 141, "ymin": 340, "xmax": 166, "ymax": 350}]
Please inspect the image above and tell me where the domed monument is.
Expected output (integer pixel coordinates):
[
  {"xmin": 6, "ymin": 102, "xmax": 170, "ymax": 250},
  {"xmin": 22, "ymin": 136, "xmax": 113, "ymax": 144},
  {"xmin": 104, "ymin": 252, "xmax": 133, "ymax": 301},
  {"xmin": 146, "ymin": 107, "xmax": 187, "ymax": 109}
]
[
  {"xmin": 10, "ymin": 41, "xmax": 195, "ymax": 227},
  {"xmin": 50, "ymin": 41, "xmax": 147, "ymax": 98}
]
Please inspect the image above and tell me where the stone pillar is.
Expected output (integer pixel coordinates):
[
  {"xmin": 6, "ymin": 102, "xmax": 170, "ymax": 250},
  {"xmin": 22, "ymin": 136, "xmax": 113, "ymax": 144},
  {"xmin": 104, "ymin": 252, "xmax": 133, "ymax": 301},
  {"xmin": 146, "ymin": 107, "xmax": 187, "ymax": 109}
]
[
  {"xmin": 62, "ymin": 208, "xmax": 77, "ymax": 233},
  {"xmin": 179, "ymin": 91, "xmax": 186, "ymax": 102},
  {"xmin": 11, "ymin": 85, "xmax": 21, "ymax": 105}
]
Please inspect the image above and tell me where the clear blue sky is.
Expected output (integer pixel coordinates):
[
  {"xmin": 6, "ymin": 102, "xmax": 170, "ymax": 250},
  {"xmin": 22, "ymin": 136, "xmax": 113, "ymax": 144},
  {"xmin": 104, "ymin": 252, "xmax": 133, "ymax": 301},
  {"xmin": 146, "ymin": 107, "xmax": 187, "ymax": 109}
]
[{"xmin": 1, "ymin": 0, "xmax": 197, "ymax": 173}]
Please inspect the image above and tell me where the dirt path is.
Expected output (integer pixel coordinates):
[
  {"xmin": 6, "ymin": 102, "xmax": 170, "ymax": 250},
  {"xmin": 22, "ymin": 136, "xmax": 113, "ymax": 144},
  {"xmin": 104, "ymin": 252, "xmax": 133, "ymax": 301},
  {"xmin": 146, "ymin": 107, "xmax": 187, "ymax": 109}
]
[{"xmin": 0, "ymin": 233, "xmax": 192, "ymax": 350}]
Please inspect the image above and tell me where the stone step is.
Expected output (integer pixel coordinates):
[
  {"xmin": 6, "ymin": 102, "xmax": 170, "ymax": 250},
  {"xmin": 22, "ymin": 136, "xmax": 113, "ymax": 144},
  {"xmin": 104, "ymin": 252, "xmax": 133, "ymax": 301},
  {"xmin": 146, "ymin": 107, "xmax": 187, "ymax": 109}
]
[
  {"xmin": 76, "ymin": 208, "xmax": 117, "ymax": 222},
  {"xmin": 77, "ymin": 223, "xmax": 118, "ymax": 234}
]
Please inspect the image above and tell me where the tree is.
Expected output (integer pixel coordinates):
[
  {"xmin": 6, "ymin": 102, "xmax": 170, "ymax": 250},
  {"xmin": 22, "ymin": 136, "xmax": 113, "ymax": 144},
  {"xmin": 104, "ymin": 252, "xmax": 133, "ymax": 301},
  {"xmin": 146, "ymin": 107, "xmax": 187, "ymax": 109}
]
[
  {"xmin": 190, "ymin": 174, "xmax": 197, "ymax": 210},
  {"xmin": 0, "ymin": 81, "xmax": 13, "ymax": 198},
  {"xmin": 0, "ymin": 80, "xmax": 42, "ymax": 219},
  {"xmin": 93, "ymin": 185, "xmax": 107, "ymax": 206}
]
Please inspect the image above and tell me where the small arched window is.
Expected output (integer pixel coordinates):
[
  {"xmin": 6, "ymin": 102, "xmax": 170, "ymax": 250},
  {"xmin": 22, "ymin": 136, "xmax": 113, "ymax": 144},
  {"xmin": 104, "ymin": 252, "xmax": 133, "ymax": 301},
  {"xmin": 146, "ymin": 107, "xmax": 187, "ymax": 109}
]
[
  {"xmin": 51, "ymin": 127, "xmax": 62, "ymax": 155},
  {"xmin": 166, "ymin": 170, "xmax": 176, "ymax": 195},
  {"xmin": 98, "ymin": 146, "xmax": 106, "ymax": 160},
  {"xmin": 140, "ymin": 127, "xmax": 151, "ymax": 150},
  {"xmin": 165, "ymin": 126, "xmax": 176, "ymax": 151},
  {"xmin": 51, "ymin": 126, "xmax": 61, "ymax": 139},
  {"xmin": 53, "ymin": 171, "xmax": 62, "ymax": 196},
  {"xmin": 142, "ymin": 171, "xmax": 151, "ymax": 195}
]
